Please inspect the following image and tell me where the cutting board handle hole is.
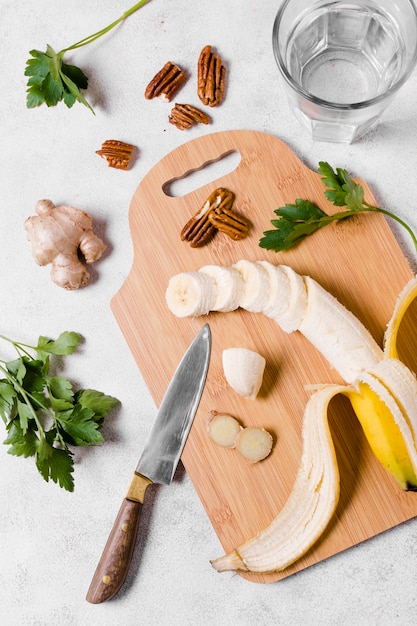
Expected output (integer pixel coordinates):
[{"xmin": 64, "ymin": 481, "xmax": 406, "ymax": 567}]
[{"xmin": 162, "ymin": 150, "xmax": 241, "ymax": 198}]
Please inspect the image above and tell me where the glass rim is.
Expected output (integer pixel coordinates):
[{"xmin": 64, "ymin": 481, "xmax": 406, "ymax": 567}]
[{"xmin": 272, "ymin": 0, "xmax": 417, "ymax": 111}]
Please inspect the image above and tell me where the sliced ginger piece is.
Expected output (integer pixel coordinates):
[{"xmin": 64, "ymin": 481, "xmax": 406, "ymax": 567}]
[
  {"xmin": 207, "ymin": 411, "xmax": 241, "ymax": 448},
  {"xmin": 235, "ymin": 427, "xmax": 273, "ymax": 463}
]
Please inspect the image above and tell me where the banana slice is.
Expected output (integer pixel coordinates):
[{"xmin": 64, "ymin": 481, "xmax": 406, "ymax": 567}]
[
  {"xmin": 280, "ymin": 266, "xmax": 309, "ymax": 331},
  {"xmin": 298, "ymin": 276, "xmax": 383, "ymax": 383},
  {"xmin": 222, "ymin": 347, "xmax": 266, "ymax": 399},
  {"xmin": 165, "ymin": 271, "xmax": 217, "ymax": 317},
  {"xmin": 199, "ymin": 265, "xmax": 244, "ymax": 312},
  {"xmin": 257, "ymin": 262, "xmax": 308, "ymax": 332},
  {"xmin": 232, "ymin": 260, "xmax": 271, "ymax": 313},
  {"xmin": 256, "ymin": 261, "xmax": 290, "ymax": 319}
]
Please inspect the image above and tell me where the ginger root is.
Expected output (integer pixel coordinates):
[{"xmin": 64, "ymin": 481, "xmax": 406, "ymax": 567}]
[{"xmin": 24, "ymin": 199, "xmax": 106, "ymax": 290}]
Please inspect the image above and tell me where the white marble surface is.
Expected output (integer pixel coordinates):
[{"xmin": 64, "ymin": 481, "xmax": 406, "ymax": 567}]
[{"xmin": 2, "ymin": 1, "xmax": 417, "ymax": 624}]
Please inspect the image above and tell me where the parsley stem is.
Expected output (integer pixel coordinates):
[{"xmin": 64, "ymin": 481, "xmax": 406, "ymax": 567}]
[
  {"xmin": 60, "ymin": 0, "xmax": 150, "ymax": 54},
  {"xmin": 0, "ymin": 363, "xmax": 47, "ymax": 438},
  {"xmin": 0, "ymin": 335, "xmax": 34, "ymax": 360},
  {"xmin": 363, "ymin": 203, "xmax": 417, "ymax": 254},
  {"xmin": 330, "ymin": 205, "xmax": 417, "ymax": 255}
]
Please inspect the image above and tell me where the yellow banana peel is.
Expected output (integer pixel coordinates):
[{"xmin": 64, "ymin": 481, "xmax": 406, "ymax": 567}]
[
  {"xmin": 385, "ymin": 276, "xmax": 417, "ymax": 359},
  {"xmin": 347, "ymin": 278, "xmax": 417, "ymax": 491},
  {"xmin": 348, "ymin": 380, "xmax": 417, "ymax": 491}
]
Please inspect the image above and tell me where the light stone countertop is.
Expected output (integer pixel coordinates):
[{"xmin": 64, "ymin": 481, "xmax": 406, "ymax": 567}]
[{"xmin": 2, "ymin": 1, "xmax": 417, "ymax": 625}]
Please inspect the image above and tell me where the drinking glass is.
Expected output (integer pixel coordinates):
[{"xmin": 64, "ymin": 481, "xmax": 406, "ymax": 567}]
[{"xmin": 273, "ymin": 0, "xmax": 417, "ymax": 142}]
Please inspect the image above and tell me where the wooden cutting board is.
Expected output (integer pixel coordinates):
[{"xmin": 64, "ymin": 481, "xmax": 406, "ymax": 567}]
[{"xmin": 111, "ymin": 130, "xmax": 417, "ymax": 584}]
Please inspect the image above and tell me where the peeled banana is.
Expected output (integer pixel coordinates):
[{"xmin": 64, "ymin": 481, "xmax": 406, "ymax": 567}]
[
  {"xmin": 166, "ymin": 260, "xmax": 383, "ymax": 381},
  {"xmin": 166, "ymin": 260, "xmax": 417, "ymax": 574},
  {"xmin": 298, "ymin": 276, "xmax": 383, "ymax": 383}
]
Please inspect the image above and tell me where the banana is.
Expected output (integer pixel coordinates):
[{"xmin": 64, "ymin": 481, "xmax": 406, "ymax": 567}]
[
  {"xmin": 165, "ymin": 261, "xmax": 417, "ymax": 575},
  {"xmin": 222, "ymin": 347, "xmax": 266, "ymax": 400},
  {"xmin": 210, "ymin": 384, "xmax": 345, "ymax": 573},
  {"xmin": 165, "ymin": 271, "xmax": 217, "ymax": 317},
  {"xmin": 166, "ymin": 262, "xmax": 383, "ymax": 382},
  {"xmin": 298, "ymin": 276, "xmax": 384, "ymax": 383},
  {"xmin": 199, "ymin": 265, "xmax": 243, "ymax": 312},
  {"xmin": 232, "ymin": 260, "xmax": 271, "ymax": 313}
]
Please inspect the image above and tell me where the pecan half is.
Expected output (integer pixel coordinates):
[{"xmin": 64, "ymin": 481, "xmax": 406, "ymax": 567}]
[
  {"xmin": 181, "ymin": 188, "xmax": 234, "ymax": 247},
  {"xmin": 95, "ymin": 140, "xmax": 135, "ymax": 170},
  {"xmin": 145, "ymin": 61, "xmax": 187, "ymax": 102},
  {"xmin": 197, "ymin": 45, "xmax": 226, "ymax": 107},
  {"xmin": 181, "ymin": 201, "xmax": 216, "ymax": 248},
  {"xmin": 209, "ymin": 205, "xmax": 250, "ymax": 240},
  {"xmin": 169, "ymin": 103, "xmax": 210, "ymax": 130},
  {"xmin": 181, "ymin": 188, "xmax": 249, "ymax": 246}
]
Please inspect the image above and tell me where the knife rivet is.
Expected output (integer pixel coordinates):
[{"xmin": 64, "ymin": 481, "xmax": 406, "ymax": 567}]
[
  {"xmin": 122, "ymin": 523, "xmax": 130, "ymax": 532},
  {"xmin": 102, "ymin": 575, "xmax": 111, "ymax": 585}
]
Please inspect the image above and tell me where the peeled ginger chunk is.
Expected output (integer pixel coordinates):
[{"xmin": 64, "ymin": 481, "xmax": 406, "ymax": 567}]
[
  {"xmin": 207, "ymin": 411, "xmax": 242, "ymax": 448},
  {"xmin": 235, "ymin": 427, "xmax": 273, "ymax": 463},
  {"xmin": 222, "ymin": 348, "xmax": 266, "ymax": 399}
]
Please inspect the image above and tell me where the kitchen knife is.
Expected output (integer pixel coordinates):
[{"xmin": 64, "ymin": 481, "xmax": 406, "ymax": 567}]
[{"xmin": 86, "ymin": 323, "xmax": 211, "ymax": 604}]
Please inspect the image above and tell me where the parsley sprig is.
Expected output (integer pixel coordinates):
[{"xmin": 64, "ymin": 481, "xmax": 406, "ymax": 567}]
[
  {"xmin": 259, "ymin": 162, "xmax": 417, "ymax": 253},
  {"xmin": 0, "ymin": 332, "xmax": 119, "ymax": 491},
  {"xmin": 24, "ymin": 0, "xmax": 150, "ymax": 113}
]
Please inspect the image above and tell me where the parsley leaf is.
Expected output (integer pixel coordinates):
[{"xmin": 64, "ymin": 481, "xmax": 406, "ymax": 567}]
[
  {"xmin": 36, "ymin": 445, "xmax": 75, "ymax": 492},
  {"xmin": 37, "ymin": 331, "xmax": 82, "ymax": 356},
  {"xmin": 0, "ymin": 381, "xmax": 16, "ymax": 423},
  {"xmin": 317, "ymin": 162, "xmax": 349, "ymax": 206},
  {"xmin": 58, "ymin": 406, "xmax": 104, "ymax": 446},
  {"xmin": 47, "ymin": 377, "xmax": 75, "ymax": 412},
  {"xmin": 259, "ymin": 200, "xmax": 330, "ymax": 251},
  {"xmin": 0, "ymin": 332, "xmax": 119, "ymax": 491},
  {"xmin": 75, "ymin": 389, "xmax": 119, "ymax": 419},
  {"xmin": 318, "ymin": 161, "xmax": 365, "ymax": 210},
  {"xmin": 4, "ymin": 421, "xmax": 38, "ymax": 458},
  {"xmin": 260, "ymin": 162, "xmax": 417, "ymax": 253},
  {"xmin": 24, "ymin": 1, "xmax": 150, "ymax": 113}
]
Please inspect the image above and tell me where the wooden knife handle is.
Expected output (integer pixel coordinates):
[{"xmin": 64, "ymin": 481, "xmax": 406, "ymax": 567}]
[{"xmin": 86, "ymin": 473, "xmax": 152, "ymax": 604}]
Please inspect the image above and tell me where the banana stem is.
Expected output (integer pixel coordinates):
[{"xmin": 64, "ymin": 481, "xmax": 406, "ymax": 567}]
[{"xmin": 60, "ymin": 0, "xmax": 150, "ymax": 53}]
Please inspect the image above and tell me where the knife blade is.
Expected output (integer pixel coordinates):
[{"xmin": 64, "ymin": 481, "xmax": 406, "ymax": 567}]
[{"xmin": 86, "ymin": 324, "xmax": 211, "ymax": 604}]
